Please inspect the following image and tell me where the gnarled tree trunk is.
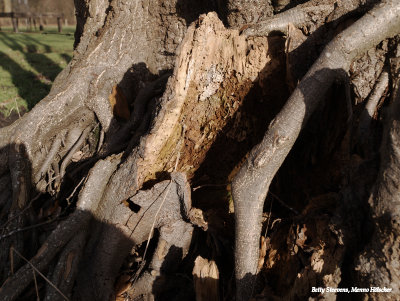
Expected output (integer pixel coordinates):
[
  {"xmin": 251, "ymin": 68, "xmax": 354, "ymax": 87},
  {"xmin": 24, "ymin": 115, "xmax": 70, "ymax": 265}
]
[{"xmin": 0, "ymin": 0, "xmax": 400, "ymax": 301}]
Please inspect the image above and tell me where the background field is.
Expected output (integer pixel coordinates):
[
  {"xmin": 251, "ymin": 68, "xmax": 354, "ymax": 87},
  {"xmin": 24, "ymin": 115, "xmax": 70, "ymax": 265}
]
[{"xmin": 0, "ymin": 26, "xmax": 74, "ymax": 120}]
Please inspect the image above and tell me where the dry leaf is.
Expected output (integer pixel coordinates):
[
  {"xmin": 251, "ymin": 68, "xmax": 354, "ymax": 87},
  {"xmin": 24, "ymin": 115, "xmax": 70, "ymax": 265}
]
[
  {"xmin": 115, "ymin": 274, "xmax": 131, "ymax": 300},
  {"xmin": 296, "ymin": 224, "xmax": 307, "ymax": 249},
  {"xmin": 258, "ymin": 236, "xmax": 268, "ymax": 270},
  {"xmin": 108, "ymin": 85, "xmax": 130, "ymax": 121},
  {"xmin": 311, "ymin": 248, "xmax": 325, "ymax": 273}
]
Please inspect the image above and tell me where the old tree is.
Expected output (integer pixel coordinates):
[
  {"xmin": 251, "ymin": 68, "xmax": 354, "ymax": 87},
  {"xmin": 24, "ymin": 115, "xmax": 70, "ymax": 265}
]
[{"xmin": 1, "ymin": 0, "xmax": 400, "ymax": 300}]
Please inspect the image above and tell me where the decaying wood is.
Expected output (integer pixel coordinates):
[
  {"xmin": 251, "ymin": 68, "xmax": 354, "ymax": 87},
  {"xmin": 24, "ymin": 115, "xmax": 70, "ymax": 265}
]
[
  {"xmin": 232, "ymin": 1, "xmax": 400, "ymax": 299},
  {"xmin": 0, "ymin": 0, "xmax": 215, "ymax": 293},
  {"xmin": 192, "ymin": 256, "xmax": 220, "ymax": 301},
  {"xmin": 1, "ymin": 0, "xmax": 400, "ymax": 300},
  {"xmin": 72, "ymin": 13, "xmax": 278, "ymax": 299},
  {"xmin": 225, "ymin": 0, "xmax": 274, "ymax": 27},
  {"xmin": 1, "ymin": 9, "xmax": 279, "ymax": 300}
]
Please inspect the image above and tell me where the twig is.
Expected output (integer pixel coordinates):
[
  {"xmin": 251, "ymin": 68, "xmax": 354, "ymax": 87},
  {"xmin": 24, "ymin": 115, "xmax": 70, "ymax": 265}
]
[
  {"xmin": 51, "ymin": 161, "xmax": 61, "ymax": 190},
  {"xmin": 268, "ymin": 191, "xmax": 299, "ymax": 215},
  {"xmin": 0, "ymin": 218, "xmax": 59, "ymax": 240},
  {"xmin": 131, "ymin": 181, "xmax": 173, "ymax": 284},
  {"xmin": 35, "ymin": 134, "xmax": 63, "ymax": 183},
  {"xmin": 11, "ymin": 247, "xmax": 70, "ymax": 301},
  {"xmin": 13, "ymin": 97, "xmax": 21, "ymax": 118},
  {"xmin": 97, "ymin": 129, "xmax": 104, "ymax": 153},
  {"xmin": 263, "ymin": 198, "xmax": 274, "ymax": 239},
  {"xmin": 10, "ymin": 247, "xmax": 14, "ymax": 275},
  {"xmin": 32, "ymin": 268, "xmax": 40, "ymax": 301},
  {"xmin": 65, "ymin": 176, "xmax": 86, "ymax": 205},
  {"xmin": 60, "ymin": 126, "xmax": 91, "ymax": 179},
  {"xmin": 358, "ymin": 69, "xmax": 389, "ymax": 141},
  {"xmin": 0, "ymin": 193, "xmax": 42, "ymax": 230},
  {"xmin": 192, "ymin": 183, "xmax": 228, "ymax": 191}
]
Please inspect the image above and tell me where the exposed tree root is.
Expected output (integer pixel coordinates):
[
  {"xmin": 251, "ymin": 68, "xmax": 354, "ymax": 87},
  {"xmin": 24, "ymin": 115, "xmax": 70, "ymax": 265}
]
[
  {"xmin": 241, "ymin": 0, "xmax": 378, "ymax": 37},
  {"xmin": 242, "ymin": 1, "xmax": 336, "ymax": 36},
  {"xmin": 35, "ymin": 132, "xmax": 65, "ymax": 183},
  {"xmin": 44, "ymin": 230, "xmax": 87, "ymax": 301},
  {"xmin": 232, "ymin": 1, "xmax": 400, "ymax": 299},
  {"xmin": 74, "ymin": 173, "xmax": 193, "ymax": 300},
  {"xmin": 1, "ymin": 1, "xmax": 400, "ymax": 300},
  {"xmin": 128, "ymin": 219, "xmax": 193, "ymax": 299},
  {"xmin": 70, "ymin": 14, "xmax": 279, "ymax": 299},
  {"xmin": 0, "ymin": 0, "xmax": 197, "ymax": 284},
  {"xmin": 0, "ymin": 159, "xmax": 118, "ymax": 301},
  {"xmin": 357, "ymin": 69, "xmax": 389, "ymax": 151},
  {"xmin": 59, "ymin": 126, "xmax": 92, "ymax": 180}
]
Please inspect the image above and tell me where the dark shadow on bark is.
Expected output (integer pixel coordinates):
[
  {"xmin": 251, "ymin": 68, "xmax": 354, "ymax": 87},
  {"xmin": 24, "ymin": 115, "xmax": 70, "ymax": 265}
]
[
  {"xmin": 73, "ymin": 0, "xmax": 89, "ymax": 49},
  {"xmin": 0, "ymin": 143, "xmax": 37, "ymax": 284},
  {"xmin": 0, "ymin": 147, "xmax": 197, "ymax": 301},
  {"xmin": 187, "ymin": 35, "xmax": 288, "ymax": 299},
  {"xmin": 175, "ymin": 0, "xmax": 220, "ymax": 24},
  {"xmin": 192, "ymin": 35, "xmax": 288, "ymax": 202},
  {"xmin": 149, "ymin": 225, "xmax": 234, "ymax": 300},
  {"xmin": 192, "ymin": 1, "xmax": 361, "ymax": 206},
  {"xmin": 118, "ymin": 62, "xmax": 160, "ymax": 108},
  {"xmin": 64, "ymin": 63, "xmax": 171, "ymax": 183}
]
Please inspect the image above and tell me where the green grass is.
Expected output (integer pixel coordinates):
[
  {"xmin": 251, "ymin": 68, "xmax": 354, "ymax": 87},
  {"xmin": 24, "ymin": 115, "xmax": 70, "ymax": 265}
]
[{"xmin": 0, "ymin": 26, "xmax": 74, "ymax": 115}]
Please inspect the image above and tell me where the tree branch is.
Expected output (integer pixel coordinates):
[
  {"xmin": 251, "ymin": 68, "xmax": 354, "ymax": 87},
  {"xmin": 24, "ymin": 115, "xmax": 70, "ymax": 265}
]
[{"xmin": 232, "ymin": 1, "xmax": 400, "ymax": 299}]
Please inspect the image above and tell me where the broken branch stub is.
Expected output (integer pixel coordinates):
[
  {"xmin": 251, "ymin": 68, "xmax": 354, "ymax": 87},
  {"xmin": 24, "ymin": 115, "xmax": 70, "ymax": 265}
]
[
  {"xmin": 232, "ymin": 1, "xmax": 400, "ymax": 300},
  {"xmin": 126, "ymin": 174, "xmax": 194, "ymax": 299}
]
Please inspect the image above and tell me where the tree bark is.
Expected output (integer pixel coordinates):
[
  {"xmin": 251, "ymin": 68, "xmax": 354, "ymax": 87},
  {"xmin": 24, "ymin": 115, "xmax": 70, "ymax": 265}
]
[
  {"xmin": 232, "ymin": 1, "xmax": 400, "ymax": 299},
  {"xmin": 355, "ymin": 55, "xmax": 400, "ymax": 300},
  {"xmin": 0, "ymin": 1, "xmax": 400, "ymax": 300}
]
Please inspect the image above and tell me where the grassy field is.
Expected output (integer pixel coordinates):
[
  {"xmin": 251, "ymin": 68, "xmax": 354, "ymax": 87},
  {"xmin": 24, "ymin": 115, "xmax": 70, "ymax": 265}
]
[{"xmin": 0, "ymin": 26, "xmax": 75, "ymax": 116}]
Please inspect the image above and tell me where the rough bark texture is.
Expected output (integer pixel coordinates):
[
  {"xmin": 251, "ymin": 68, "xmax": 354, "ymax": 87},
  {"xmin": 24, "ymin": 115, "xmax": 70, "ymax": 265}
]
[
  {"xmin": 0, "ymin": 3, "xmax": 282, "ymax": 300},
  {"xmin": 226, "ymin": 0, "xmax": 274, "ymax": 27},
  {"xmin": 232, "ymin": 0, "xmax": 400, "ymax": 299},
  {"xmin": 1, "ymin": 0, "xmax": 400, "ymax": 300},
  {"xmin": 0, "ymin": 0, "xmax": 221, "ymax": 299},
  {"xmin": 355, "ymin": 56, "xmax": 400, "ymax": 300}
]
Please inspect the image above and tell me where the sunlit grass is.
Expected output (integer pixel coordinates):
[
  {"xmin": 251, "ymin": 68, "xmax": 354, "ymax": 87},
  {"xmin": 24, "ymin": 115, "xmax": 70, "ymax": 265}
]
[{"xmin": 0, "ymin": 26, "xmax": 75, "ymax": 116}]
